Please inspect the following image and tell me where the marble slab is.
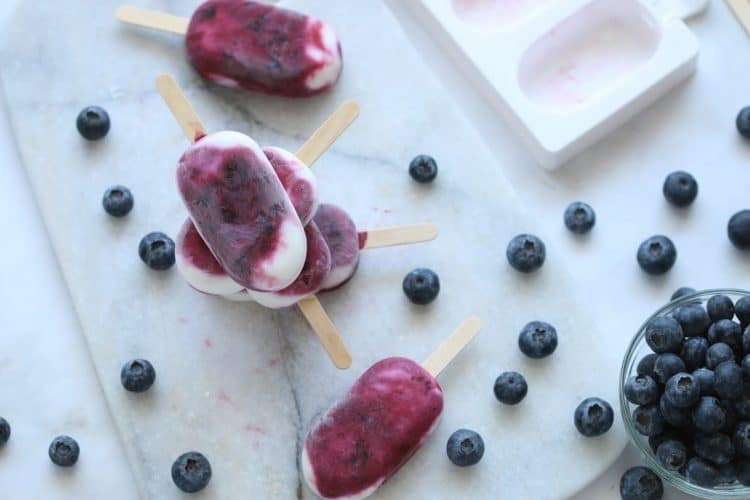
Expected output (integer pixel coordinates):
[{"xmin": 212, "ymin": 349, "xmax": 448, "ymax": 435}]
[{"xmin": 0, "ymin": 1, "xmax": 626, "ymax": 498}]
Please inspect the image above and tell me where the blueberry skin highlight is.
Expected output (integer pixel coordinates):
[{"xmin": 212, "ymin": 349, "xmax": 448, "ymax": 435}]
[
  {"xmin": 402, "ymin": 268, "xmax": 440, "ymax": 305},
  {"xmin": 686, "ymin": 457, "xmax": 720, "ymax": 488},
  {"xmin": 656, "ymin": 439, "xmax": 688, "ymax": 471},
  {"xmin": 76, "ymin": 105, "xmax": 110, "ymax": 141},
  {"xmin": 574, "ymin": 397, "xmax": 614, "ymax": 437},
  {"xmin": 172, "ymin": 451, "xmax": 212, "ymax": 493},
  {"xmin": 102, "ymin": 185, "xmax": 134, "ymax": 217},
  {"xmin": 644, "ymin": 316, "xmax": 683, "ymax": 354},
  {"xmin": 737, "ymin": 106, "xmax": 750, "ymax": 139},
  {"xmin": 48, "ymin": 435, "xmax": 80, "ymax": 467},
  {"xmin": 624, "ymin": 375, "xmax": 660, "ymax": 406},
  {"xmin": 637, "ymin": 235, "xmax": 677, "ymax": 275},
  {"xmin": 692, "ymin": 396, "xmax": 727, "ymax": 433},
  {"xmin": 671, "ymin": 286, "xmax": 696, "ymax": 301},
  {"xmin": 620, "ymin": 466, "xmax": 663, "ymax": 500},
  {"xmin": 563, "ymin": 201, "xmax": 595, "ymax": 234},
  {"xmin": 493, "ymin": 371, "xmax": 528, "ymax": 405},
  {"xmin": 707, "ymin": 294, "xmax": 735, "ymax": 322},
  {"xmin": 139, "ymin": 232, "xmax": 176, "ymax": 271},
  {"xmin": 663, "ymin": 171, "xmax": 698, "ymax": 207},
  {"xmin": 121, "ymin": 359, "xmax": 156, "ymax": 393},
  {"xmin": 408, "ymin": 154, "xmax": 438, "ymax": 183},
  {"xmin": 729, "ymin": 210, "xmax": 750, "ymax": 250},
  {"xmin": 446, "ymin": 429, "xmax": 484, "ymax": 467},
  {"xmin": 506, "ymin": 234, "xmax": 546, "ymax": 273},
  {"xmin": 518, "ymin": 321, "xmax": 558, "ymax": 359}
]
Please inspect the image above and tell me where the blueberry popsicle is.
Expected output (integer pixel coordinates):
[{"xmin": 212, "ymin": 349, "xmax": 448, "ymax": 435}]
[
  {"xmin": 177, "ymin": 130, "xmax": 307, "ymax": 292},
  {"xmin": 117, "ymin": 0, "xmax": 342, "ymax": 97},
  {"xmin": 264, "ymin": 146, "xmax": 318, "ymax": 226},
  {"xmin": 302, "ymin": 317, "xmax": 482, "ymax": 500}
]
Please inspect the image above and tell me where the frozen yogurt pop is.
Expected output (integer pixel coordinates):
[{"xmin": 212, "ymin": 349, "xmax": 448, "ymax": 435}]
[
  {"xmin": 177, "ymin": 130, "xmax": 307, "ymax": 292},
  {"xmin": 264, "ymin": 146, "xmax": 318, "ymax": 225},
  {"xmin": 117, "ymin": 0, "xmax": 342, "ymax": 97},
  {"xmin": 302, "ymin": 317, "xmax": 482, "ymax": 500}
]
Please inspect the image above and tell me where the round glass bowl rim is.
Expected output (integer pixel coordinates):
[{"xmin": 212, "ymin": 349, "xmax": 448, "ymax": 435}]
[{"xmin": 619, "ymin": 288, "xmax": 750, "ymax": 499}]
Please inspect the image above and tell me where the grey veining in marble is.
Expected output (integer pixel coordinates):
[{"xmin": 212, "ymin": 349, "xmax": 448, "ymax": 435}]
[{"xmin": 0, "ymin": 1, "xmax": 625, "ymax": 498}]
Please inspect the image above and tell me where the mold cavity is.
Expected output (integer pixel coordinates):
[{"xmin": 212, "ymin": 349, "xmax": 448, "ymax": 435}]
[
  {"xmin": 451, "ymin": 0, "xmax": 553, "ymax": 31},
  {"xmin": 518, "ymin": 0, "xmax": 660, "ymax": 111}
]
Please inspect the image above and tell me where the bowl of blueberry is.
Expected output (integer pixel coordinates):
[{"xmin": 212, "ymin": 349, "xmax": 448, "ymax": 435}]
[{"xmin": 620, "ymin": 289, "xmax": 750, "ymax": 498}]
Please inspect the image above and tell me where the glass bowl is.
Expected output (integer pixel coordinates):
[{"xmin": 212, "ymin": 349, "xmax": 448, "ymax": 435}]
[{"xmin": 620, "ymin": 288, "xmax": 750, "ymax": 499}]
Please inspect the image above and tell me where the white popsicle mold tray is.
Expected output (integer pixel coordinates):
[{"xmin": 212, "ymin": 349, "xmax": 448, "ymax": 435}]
[{"xmin": 412, "ymin": 0, "xmax": 707, "ymax": 169}]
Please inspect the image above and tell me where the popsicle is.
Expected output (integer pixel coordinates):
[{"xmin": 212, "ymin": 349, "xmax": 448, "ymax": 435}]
[
  {"xmin": 264, "ymin": 146, "xmax": 318, "ymax": 226},
  {"xmin": 116, "ymin": 0, "xmax": 342, "ymax": 97},
  {"xmin": 157, "ymin": 73, "xmax": 351, "ymax": 369},
  {"xmin": 314, "ymin": 203, "xmax": 441, "ymax": 292},
  {"xmin": 177, "ymin": 129, "xmax": 307, "ymax": 292},
  {"xmin": 247, "ymin": 222, "xmax": 331, "ymax": 309},
  {"xmin": 302, "ymin": 317, "xmax": 482, "ymax": 500}
]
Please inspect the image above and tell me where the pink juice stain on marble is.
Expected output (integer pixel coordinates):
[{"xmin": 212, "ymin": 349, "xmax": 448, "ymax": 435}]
[{"xmin": 204, "ymin": 338, "xmax": 213, "ymax": 349}]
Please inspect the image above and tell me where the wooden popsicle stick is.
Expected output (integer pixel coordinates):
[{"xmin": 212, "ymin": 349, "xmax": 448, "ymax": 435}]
[
  {"xmin": 296, "ymin": 101, "xmax": 360, "ymax": 167},
  {"xmin": 422, "ymin": 317, "xmax": 481, "ymax": 378},
  {"xmin": 155, "ymin": 75, "xmax": 352, "ymax": 369},
  {"xmin": 116, "ymin": 6, "xmax": 189, "ymax": 35},
  {"xmin": 155, "ymin": 74, "xmax": 207, "ymax": 143},
  {"xmin": 359, "ymin": 223, "xmax": 438, "ymax": 250},
  {"xmin": 297, "ymin": 296, "xmax": 352, "ymax": 369},
  {"xmin": 727, "ymin": 0, "xmax": 750, "ymax": 37}
]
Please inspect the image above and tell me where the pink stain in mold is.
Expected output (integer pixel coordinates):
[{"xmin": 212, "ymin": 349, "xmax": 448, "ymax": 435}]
[{"xmin": 204, "ymin": 338, "xmax": 213, "ymax": 349}]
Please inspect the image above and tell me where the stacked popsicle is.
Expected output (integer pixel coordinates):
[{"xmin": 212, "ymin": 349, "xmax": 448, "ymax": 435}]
[{"xmin": 156, "ymin": 75, "xmax": 437, "ymax": 369}]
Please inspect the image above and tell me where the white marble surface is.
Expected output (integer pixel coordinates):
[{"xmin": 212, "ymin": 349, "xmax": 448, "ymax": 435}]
[{"xmin": 0, "ymin": 0, "xmax": 744, "ymax": 500}]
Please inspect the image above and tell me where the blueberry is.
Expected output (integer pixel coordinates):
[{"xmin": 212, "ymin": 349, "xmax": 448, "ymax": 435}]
[
  {"xmin": 739, "ymin": 460, "xmax": 750, "ymax": 486},
  {"xmin": 563, "ymin": 202, "xmax": 595, "ymax": 235},
  {"xmin": 48, "ymin": 435, "xmax": 80, "ymax": 467},
  {"xmin": 0, "ymin": 417, "xmax": 9, "ymax": 446},
  {"xmin": 686, "ymin": 457, "xmax": 720, "ymax": 487},
  {"xmin": 693, "ymin": 368, "xmax": 716, "ymax": 396},
  {"xmin": 708, "ymin": 320, "xmax": 742, "ymax": 350},
  {"xmin": 619, "ymin": 466, "xmax": 663, "ymax": 500},
  {"xmin": 139, "ymin": 232, "xmax": 175, "ymax": 270},
  {"xmin": 624, "ymin": 375, "xmax": 660, "ymax": 405},
  {"xmin": 120, "ymin": 359, "xmax": 156, "ymax": 393},
  {"xmin": 172, "ymin": 451, "xmax": 211, "ymax": 493},
  {"xmin": 737, "ymin": 106, "xmax": 750, "ymax": 139},
  {"xmin": 735, "ymin": 393, "xmax": 750, "ymax": 420},
  {"xmin": 102, "ymin": 186, "xmax": 134, "ymax": 217},
  {"xmin": 506, "ymin": 234, "xmax": 546, "ymax": 273},
  {"xmin": 656, "ymin": 439, "xmax": 688, "ymax": 471},
  {"xmin": 729, "ymin": 210, "xmax": 750, "ymax": 250},
  {"xmin": 76, "ymin": 105, "xmax": 110, "ymax": 141},
  {"xmin": 518, "ymin": 321, "xmax": 558, "ymax": 359},
  {"xmin": 632, "ymin": 404, "xmax": 665, "ymax": 436},
  {"xmin": 636, "ymin": 235, "xmax": 677, "ymax": 275},
  {"xmin": 717, "ymin": 461, "xmax": 738, "ymax": 485},
  {"xmin": 663, "ymin": 171, "xmax": 698, "ymax": 207},
  {"xmin": 493, "ymin": 371, "xmax": 527, "ymax": 405},
  {"xmin": 693, "ymin": 397, "xmax": 727, "ymax": 433},
  {"xmin": 721, "ymin": 399, "xmax": 739, "ymax": 434},
  {"xmin": 734, "ymin": 421, "xmax": 750, "ymax": 458},
  {"xmin": 671, "ymin": 286, "xmax": 696, "ymax": 301},
  {"xmin": 707, "ymin": 343, "xmax": 734, "ymax": 370},
  {"xmin": 402, "ymin": 268, "xmax": 440, "ymax": 305},
  {"xmin": 681, "ymin": 337, "xmax": 709, "ymax": 371},
  {"xmin": 742, "ymin": 355, "xmax": 750, "ymax": 380},
  {"xmin": 408, "ymin": 154, "xmax": 438, "ymax": 183},
  {"xmin": 708, "ymin": 295, "xmax": 735, "ymax": 322},
  {"xmin": 637, "ymin": 354, "xmax": 658, "ymax": 377},
  {"xmin": 644, "ymin": 316, "xmax": 683, "ymax": 354},
  {"xmin": 737, "ymin": 296, "xmax": 750, "ymax": 327},
  {"xmin": 673, "ymin": 304, "xmax": 710, "ymax": 337},
  {"xmin": 574, "ymin": 397, "xmax": 614, "ymax": 437},
  {"xmin": 660, "ymin": 394, "xmax": 692, "ymax": 428},
  {"xmin": 715, "ymin": 361, "xmax": 744, "ymax": 400},
  {"xmin": 694, "ymin": 432, "xmax": 735, "ymax": 465},
  {"xmin": 653, "ymin": 353, "xmax": 686, "ymax": 384},
  {"xmin": 665, "ymin": 373, "xmax": 700, "ymax": 408},
  {"xmin": 446, "ymin": 429, "xmax": 484, "ymax": 466}
]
